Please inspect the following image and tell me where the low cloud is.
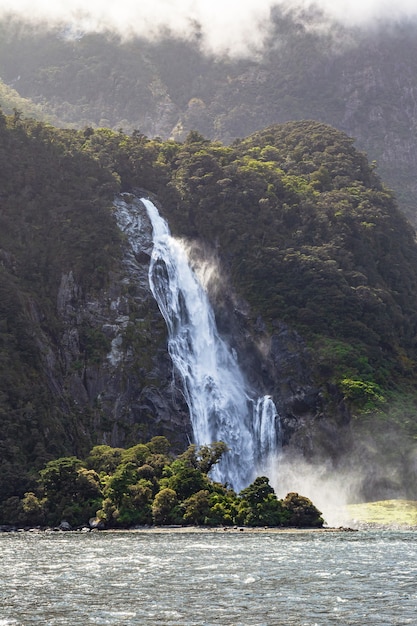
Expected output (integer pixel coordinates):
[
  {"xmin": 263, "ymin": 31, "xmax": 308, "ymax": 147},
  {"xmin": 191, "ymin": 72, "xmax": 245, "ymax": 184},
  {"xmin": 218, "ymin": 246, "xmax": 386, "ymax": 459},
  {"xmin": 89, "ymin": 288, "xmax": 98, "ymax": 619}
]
[
  {"xmin": 0, "ymin": 0, "xmax": 274, "ymax": 56},
  {"xmin": 286, "ymin": 0, "xmax": 417, "ymax": 25},
  {"xmin": 2, "ymin": 1, "xmax": 417, "ymax": 56}
]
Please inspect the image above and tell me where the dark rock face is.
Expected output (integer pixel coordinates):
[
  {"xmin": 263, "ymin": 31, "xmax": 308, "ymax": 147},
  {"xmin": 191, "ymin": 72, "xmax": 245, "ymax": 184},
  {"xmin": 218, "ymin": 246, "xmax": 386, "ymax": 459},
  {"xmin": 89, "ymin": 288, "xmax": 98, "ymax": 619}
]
[
  {"xmin": 36, "ymin": 198, "xmax": 191, "ymax": 455},
  {"xmin": 210, "ymin": 288, "xmax": 352, "ymax": 464},
  {"xmin": 267, "ymin": 323, "xmax": 352, "ymax": 461}
]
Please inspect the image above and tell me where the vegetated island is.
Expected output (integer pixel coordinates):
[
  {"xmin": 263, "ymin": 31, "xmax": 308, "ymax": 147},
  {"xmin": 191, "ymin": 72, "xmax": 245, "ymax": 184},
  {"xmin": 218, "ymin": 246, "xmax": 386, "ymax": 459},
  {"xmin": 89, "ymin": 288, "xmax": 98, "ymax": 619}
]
[{"xmin": 0, "ymin": 437, "xmax": 325, "ymax": 532}]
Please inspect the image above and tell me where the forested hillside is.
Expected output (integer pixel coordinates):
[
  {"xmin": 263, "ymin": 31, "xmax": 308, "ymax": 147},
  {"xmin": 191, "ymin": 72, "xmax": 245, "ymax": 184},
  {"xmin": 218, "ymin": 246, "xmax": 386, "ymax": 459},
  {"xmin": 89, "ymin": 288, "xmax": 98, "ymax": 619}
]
[
  {"xmin": 1, "ymin": 11, "xmax": 417, "ymax": 224},
  {"xmin": 1, "ymin": 109, "xmax": 417, "ymax": 515}
]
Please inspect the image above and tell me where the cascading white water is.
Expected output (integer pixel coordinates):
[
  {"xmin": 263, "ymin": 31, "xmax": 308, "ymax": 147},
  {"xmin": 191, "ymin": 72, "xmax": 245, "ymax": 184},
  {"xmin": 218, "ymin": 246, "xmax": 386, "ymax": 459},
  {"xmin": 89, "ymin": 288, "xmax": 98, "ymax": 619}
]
[
  {"xmin": 253, "ymin": 395, "xmax": 282, "ymax": 483},
  {"xmin": 138, "ymin": 196, "xmax": 281, "ymax": 492},
  {"xmin": 253, "ymin": 395, "xmax": 282, "ymax": 461}
]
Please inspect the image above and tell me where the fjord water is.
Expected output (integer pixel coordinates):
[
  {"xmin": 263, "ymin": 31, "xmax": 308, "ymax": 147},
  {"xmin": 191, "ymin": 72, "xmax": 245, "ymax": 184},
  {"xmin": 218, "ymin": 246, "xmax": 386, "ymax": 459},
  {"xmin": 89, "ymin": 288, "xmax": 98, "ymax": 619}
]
[
  {"xmin": 141, "ymin": 197, "xmax": 281, "ymax": 491},
  {"xmin": 1, "ymin": 530, "xmax": 416, "ymax": 625}
]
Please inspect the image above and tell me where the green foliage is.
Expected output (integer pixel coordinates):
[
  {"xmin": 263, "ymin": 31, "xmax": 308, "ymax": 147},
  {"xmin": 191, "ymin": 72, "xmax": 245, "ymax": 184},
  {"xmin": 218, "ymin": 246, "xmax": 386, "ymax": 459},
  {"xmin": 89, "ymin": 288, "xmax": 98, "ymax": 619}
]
[
  {"xmin": 176, "ymin": 441, "xmax": 228, "ymax": 474},
  {"xmin": 281, "ymin": 493, "xmax": 324, "ymax": 528},
  {"xmin": 152, "ymin": 488, "xmax": 180, "ymax": 525},
  {"xmin": 314, "ymin": 337, "xmax": 371, "ymax": 381},
  {"xmin": 1, "ymin": 437, "xmax": 323, "ymax": 529},
  {"xmin": 162, "ymin": 119, "xmax": 417, "ymax": 415},
  {"xmin": 39, "ymin": 457, "xmax": 84, "ymax": 499},
  {"xmin": 105, "ymin": 462, "xmax": 140, "ymax": 508},
  {"xmin": 1, "ymin": 13, "xmax": 417, "ymax": 228},
  {"xmin": 238, "ymin": 476, "xmax": 287, "ymax": 527},
  {"xmin": 166, "ymin": 460, "xmax": 208, "ymax": 501},
  {"xmin": 147, "ymin": 436, "xmax": 171, "ymax": 455},
  {"xmin": 21, "ymin": 492, "xmax": 46, "ymax": 527},
  {"xmin": 206, "ymin": 490, "xmax": 239, "ymax": 526},
  {"xmin": 121, "ymin": 444, "xmax": 151, "ymax": 466},
  {"xmin": 110, "ymin": 479, "xmax": 154, "ymax": 527},
  {"xmin": 339, "ymin": 378, "xmax": 386, "ymax": 412},
  {"xmin": 182, "ymin": 489, "xmax": 211, "ymax": 525},
  {"xmin": 86, "ymin": 445, "xmax": 124, "ymax": 474},
  {"xmin": 37, "ymin": 457, "xmax": 103, "ymax": 526}
]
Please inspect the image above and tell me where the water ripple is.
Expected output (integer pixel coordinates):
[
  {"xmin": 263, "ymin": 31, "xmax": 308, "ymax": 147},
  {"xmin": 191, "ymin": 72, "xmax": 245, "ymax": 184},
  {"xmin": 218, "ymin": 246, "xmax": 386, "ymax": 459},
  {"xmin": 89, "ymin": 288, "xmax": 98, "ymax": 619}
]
[{"xmin": 1, "ymin": 530, "xmax": 417, "ymax": 625}]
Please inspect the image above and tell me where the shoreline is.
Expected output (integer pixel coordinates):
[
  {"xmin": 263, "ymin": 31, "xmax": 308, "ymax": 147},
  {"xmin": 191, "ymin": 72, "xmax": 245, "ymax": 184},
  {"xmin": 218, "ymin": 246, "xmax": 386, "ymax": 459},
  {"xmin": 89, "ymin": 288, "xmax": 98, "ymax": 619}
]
[
  {"xmin": 0, "ymin": 524, "xmax": 358, "ymax": 534},
  {"xmin": 116, "ymin": 525, "xmax": 358, "ymax": 534}
]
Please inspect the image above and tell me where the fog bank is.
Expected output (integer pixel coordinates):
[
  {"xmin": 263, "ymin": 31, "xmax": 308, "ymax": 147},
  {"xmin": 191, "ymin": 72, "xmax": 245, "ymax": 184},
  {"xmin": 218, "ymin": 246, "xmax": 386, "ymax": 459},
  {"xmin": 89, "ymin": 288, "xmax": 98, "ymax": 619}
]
[{"xmin": 2, "ymin": 1, "xmax": 417, "ymax": 56}]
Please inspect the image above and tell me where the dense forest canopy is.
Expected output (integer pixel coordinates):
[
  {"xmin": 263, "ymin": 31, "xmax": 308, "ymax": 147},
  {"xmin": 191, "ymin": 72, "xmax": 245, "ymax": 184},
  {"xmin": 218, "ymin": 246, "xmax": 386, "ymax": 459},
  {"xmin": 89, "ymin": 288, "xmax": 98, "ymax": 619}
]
[
  {"xmin": 1, "ymin": 109, "xmax": 417, "ymax": 518},
  {"xmin": 1, "ymin": 12, "xmax": 417, "ymax": 225}
]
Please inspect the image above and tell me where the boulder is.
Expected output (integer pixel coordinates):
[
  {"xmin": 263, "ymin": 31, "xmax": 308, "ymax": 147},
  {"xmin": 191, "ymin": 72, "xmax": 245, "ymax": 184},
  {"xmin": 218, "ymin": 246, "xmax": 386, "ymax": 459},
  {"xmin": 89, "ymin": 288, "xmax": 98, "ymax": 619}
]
[{"xmin": 89, "ymin": 517, "xmax": 105, "ymax": 530}]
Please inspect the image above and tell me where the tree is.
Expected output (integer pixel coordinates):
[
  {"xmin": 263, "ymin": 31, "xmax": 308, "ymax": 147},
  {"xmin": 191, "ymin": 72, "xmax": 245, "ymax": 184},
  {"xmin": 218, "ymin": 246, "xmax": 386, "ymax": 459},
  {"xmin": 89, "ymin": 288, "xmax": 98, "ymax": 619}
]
[
  {"xmin": 113, "ymin": 479, "xmax": 153, "ymax": 526},
  {"xmin": 177, "ymin": 441, "xmax": 228, "ymax": 474},
  {"xmin": 147, "ymin": 436, "xmax": 171, "ymax": 455},
  {"xmin": 105, "ymin": 462, "xmax": 139, "ymax": 507},
  {"xmin": 38, "ymin": 457, "xmax": 103, "ymax": 526},
  {"xmin": 39, "ymin": 457, "xmax": 83, "ymax": 499},
  {"xmin": 206, "ymin": 490, "xmax": 239, "ymax": 526},
  {"xmin": 182, "ymin": 490, "xmax": 211, "ymax": 525},
  {"xmin": 86, "ymin": 445, "xmax": 124, "ymax": 474},
  {"xmin": 196, "ymin": 442, "xmax": 228, "ymax": 474},
  {"xmin": 166, "ymin": 460, "xmax": 208, "ymax": 500},
  {"xmin": 152, "ymin": 488, "xmax": 179, "ymax": 525},
  {"xmin": 240, "ymin": 476, "xmax": 275, "ymax": 505},
  {"xmin": 21, "ymin": 491, "xmax": 46, "ymax": 526},
  {"xmin": 121, "ymin": 444, "xmax": 151, "ymax": 466},
  {"xmin": 282, "ymin": 492, "xmax": 323, "ymax": 527},
  {"xmin": 238, "ymin": 476, "xmax": 286, "ymax": 527}
]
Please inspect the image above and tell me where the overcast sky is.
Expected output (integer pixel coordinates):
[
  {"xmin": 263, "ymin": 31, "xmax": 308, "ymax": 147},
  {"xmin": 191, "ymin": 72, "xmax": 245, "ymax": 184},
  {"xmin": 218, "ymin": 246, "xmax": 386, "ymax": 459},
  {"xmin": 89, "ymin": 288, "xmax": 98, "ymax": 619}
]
[{"xmin": 2, "ymin": 0, "xmax": 417, "ymax": 55}]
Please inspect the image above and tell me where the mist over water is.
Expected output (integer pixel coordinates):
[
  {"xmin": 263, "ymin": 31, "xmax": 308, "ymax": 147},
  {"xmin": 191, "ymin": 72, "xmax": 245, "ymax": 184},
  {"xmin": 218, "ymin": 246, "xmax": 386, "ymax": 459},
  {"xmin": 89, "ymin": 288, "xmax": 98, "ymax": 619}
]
[{"xmin": 271, "ymin": 453, "xmax": 363, "ymax": 527}]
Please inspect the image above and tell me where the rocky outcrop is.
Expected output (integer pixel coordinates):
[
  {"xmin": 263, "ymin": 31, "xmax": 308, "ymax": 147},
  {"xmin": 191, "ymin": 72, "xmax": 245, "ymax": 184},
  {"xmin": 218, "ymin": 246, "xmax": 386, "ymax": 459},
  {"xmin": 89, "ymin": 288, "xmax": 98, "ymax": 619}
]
[
  {"xmin": 267, "ymin": 324, "xmax": 352, "ymax": 462},
  {"xmin": 210, "ymin": 288, "xmax": 352, "ymax": 464}
]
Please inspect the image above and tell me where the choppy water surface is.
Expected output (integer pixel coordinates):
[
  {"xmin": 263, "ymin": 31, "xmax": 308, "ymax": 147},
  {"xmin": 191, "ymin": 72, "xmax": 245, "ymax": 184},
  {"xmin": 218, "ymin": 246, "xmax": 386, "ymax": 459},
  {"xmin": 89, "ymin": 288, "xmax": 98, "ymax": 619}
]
[{"xmin": 1, "ymin": 529, "xmax": 416, "ymax": 625}]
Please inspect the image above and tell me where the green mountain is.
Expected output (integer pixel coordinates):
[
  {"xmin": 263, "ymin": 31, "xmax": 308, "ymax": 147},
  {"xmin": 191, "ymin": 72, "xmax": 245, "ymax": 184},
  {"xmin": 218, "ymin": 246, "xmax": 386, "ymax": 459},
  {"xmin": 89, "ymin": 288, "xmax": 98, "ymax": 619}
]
[
  {"xmin": 1, "ymin": 110, "xmax": 417, "ymax": 514},
  {"xmin": 1, "ymin": 11, "xmax": 417, "ymax": 225}
]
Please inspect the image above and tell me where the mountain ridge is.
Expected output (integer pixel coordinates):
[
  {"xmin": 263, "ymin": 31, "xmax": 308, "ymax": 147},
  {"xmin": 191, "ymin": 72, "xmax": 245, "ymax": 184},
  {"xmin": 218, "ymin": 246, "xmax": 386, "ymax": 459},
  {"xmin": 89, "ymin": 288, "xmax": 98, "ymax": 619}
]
[{"xmin": 1, "ymin": 12, "xmax": 417, "ymax": 224}]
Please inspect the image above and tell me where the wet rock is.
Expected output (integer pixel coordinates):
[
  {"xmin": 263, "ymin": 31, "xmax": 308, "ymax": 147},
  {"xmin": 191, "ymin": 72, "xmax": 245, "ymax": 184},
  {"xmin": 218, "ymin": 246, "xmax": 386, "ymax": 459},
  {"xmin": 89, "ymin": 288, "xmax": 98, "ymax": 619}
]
[{"xmin": 89, "ymin": 517, "xmax": 105, "ymax": 530}]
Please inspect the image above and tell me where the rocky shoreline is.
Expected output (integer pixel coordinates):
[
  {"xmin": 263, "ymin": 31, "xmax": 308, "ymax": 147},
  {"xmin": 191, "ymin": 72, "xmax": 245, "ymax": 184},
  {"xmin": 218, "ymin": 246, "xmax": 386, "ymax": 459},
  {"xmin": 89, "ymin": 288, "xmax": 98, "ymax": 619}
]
[{"xmin": 0, "ymin": 522, "xmax": 358, "ymax": 534}]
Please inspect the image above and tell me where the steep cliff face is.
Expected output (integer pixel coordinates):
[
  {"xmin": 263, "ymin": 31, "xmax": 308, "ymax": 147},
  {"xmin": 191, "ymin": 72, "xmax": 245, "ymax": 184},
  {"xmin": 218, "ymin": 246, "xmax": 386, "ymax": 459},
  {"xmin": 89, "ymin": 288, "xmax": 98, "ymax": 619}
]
[
  {"xmin": 206, "ymin": 279, "xmax": 352, "ymax": 467},
  {"xmin": 51, "ymin": 192, "xmax": 351, "ymax": 470},
  {"xmin": 0, "ymin": 194, "xmax": 194, "ymax": 501},
  {"xmin": 27, "ymin": 191, "xmax": 346, "ymax": 477},
  {"xmin": 51, "ymin": 196, "xmax": 191, "ymax": 452},
  {"xmin": 328, "ymin": 31, "xmax": 417, "ymax": 224}
]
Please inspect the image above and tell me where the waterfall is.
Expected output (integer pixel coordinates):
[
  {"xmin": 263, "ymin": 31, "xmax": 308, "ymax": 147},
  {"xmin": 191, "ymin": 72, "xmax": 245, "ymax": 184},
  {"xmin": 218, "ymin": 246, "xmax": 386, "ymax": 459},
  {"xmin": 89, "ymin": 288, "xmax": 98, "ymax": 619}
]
[
  {"xmin": 118, "ymin": 195, "xmax": 281, "ymax": 492},
  {"xmin": 253, "ymin": 395, "xmax": 282, "ymax": 479}
]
